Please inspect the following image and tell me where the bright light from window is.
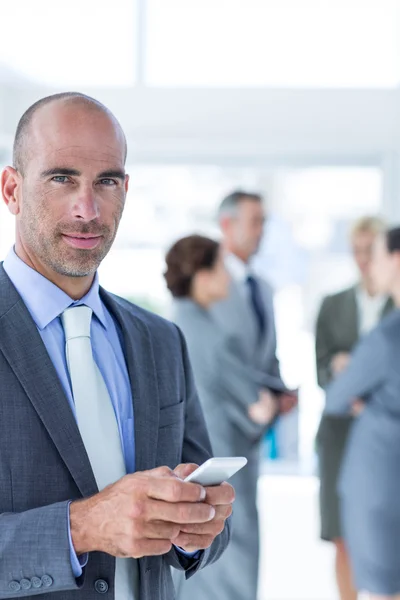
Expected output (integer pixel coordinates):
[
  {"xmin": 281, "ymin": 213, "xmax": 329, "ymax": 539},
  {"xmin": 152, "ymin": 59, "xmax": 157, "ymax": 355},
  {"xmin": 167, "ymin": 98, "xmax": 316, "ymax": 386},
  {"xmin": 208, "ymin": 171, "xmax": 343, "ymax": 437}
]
[
  {"xmin": 146, "ymin": 0, "xmax": 400, "ymax": 87},
  {"xmin": 0, "ymin": 0, "xmax": 136, "ymax": 87}
]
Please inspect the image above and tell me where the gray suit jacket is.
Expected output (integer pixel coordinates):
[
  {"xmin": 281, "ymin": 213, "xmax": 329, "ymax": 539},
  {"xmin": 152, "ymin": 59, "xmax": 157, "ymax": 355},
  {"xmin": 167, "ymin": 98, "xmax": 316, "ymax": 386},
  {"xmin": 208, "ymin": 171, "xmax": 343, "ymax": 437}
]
[
  {"xmin": 316, "ymin": 285, "xmax": 393, "ymax": 389},
  {"xmin": 0, "ymin": 265, "xmax": 230, "ymax": 600},
  {"xmin": 172, "ymin": 278, "xmax": 286, "ymax": 600},
  {"xmin": 211, "ymin": 278, "xmax": 285, "ymax": 393},
  {"xmin": 172, "ymin": 299, "xmax": 285, "ymax": 454},
  {"xmin": 324, "ymin": 309, "xmax": 400, "ymax": 505},
  {"xmin": 324, "ymin": 309, "xmax": 400, "ymax": 592},
  {"xmin": 173, "ymin": 298, "xmax": 280, "ymax": 600}
]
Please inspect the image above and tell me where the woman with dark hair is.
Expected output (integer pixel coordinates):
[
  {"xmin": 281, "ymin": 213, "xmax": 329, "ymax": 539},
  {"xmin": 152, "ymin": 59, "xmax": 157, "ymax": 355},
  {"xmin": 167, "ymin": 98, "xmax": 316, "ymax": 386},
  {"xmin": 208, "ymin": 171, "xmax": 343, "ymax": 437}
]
[
  {"xmin": 324, "ymin": 226, "xmax": 400, "ymax": 600},
  {"xmin": 165, "ymin": 235, "xmax": 278, "ymax": 434},
  {"xmin": 165, "ymin": 235, "xmax": 280, "ymax": 600}
]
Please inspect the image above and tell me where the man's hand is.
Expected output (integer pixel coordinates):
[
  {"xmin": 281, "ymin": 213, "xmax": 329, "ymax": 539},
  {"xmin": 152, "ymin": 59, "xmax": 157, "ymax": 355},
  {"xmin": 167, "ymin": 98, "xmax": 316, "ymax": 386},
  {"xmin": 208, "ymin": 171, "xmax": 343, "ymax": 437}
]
[
  {"xmin": 278, "ymin": 391, "xmax": 298, "ymax": 415},
  {"xmin": 70, "ymin": 466, "xmax": 215, "ymax": 559},
  {"xmin": 173, "ymin": 464, "xmax": 235, "ymax": 553},
  {"xmin": 331, "ymin": 352, "xmax": 350, "ymax": 375},
  {"xmin": 351, "ymin": 398, "xmax": 365, "ymax": 416},
  {"xmin": 248, "ymin": 389, "xmax": 278, "ymax": 424}
]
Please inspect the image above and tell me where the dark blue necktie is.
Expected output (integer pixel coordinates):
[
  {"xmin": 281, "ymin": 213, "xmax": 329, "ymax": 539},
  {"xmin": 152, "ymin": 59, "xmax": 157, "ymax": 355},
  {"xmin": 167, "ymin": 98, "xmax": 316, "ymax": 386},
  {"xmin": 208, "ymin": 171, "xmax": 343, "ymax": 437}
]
[{"xmin": 246, "ymin": 275, "xmax": 266, "ymax": 339}]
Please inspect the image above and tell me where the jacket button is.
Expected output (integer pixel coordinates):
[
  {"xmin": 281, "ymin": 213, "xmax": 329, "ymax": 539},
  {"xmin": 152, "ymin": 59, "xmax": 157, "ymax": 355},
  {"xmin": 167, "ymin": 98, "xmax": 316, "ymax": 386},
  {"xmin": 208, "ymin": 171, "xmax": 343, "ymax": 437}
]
[
  {"xmin": 31, "ymin": 576, "xmax": 42, "ymax": 589},
  {"xmin": 8, "ymin": 581, "xmax": 21, "ymax": 592},
  {"xmin": 94, "ymin": 579, "xmax": 109, "ymax": 594},
  {"xmin": 41, "ymin": 575, "xmax": 53, "ymax": 587},
  {"xmin": 20, "ymin": 578, "xmax": 32, "ymax": 590}
]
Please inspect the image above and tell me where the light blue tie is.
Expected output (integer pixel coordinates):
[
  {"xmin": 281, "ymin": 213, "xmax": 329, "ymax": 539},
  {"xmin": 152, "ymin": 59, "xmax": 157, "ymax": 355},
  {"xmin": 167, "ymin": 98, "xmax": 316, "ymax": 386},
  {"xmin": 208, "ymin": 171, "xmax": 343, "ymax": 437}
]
[{"xmin": 62, "ymin": 305, "xmax": 139, "ymax": 600}]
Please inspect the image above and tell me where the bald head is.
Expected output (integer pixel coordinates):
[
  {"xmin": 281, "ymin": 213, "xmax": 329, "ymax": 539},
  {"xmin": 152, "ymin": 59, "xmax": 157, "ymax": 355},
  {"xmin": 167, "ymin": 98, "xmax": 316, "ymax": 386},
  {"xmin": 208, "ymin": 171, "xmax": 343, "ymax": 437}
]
[
  {"xmin": 13, "ymin": 92, "xmax": 127, "ymax": 174},
  {"xmin": 2, "ymin": 92, "xmax": 130, "ymax": 288}
]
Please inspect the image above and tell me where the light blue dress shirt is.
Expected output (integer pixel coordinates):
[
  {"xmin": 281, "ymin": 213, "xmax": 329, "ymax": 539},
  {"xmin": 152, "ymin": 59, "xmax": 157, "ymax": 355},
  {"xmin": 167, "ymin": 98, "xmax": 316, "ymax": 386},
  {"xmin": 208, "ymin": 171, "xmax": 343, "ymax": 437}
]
[{"xmin": 3, "ymin": 249, "xmax": 195, "ymax": 577}]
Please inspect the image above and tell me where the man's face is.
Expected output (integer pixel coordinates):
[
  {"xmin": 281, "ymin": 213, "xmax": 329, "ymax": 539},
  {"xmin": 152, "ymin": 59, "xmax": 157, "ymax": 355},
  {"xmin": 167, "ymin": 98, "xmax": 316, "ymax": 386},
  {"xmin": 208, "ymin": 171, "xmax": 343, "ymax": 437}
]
[
  {"xmin": 9, "ymin": 102, "xmax": 128, "ymax": 278},
  {"xmin": 370, "ymin": 234, "xmax": 396, "ymax": 294},
  {"xmin": 227, "ymin": 199, "xmax": 265, "ymax": 259},
  {"xmin": 351, "ymin": 230, "xmax": 377, "ymax": 279}
]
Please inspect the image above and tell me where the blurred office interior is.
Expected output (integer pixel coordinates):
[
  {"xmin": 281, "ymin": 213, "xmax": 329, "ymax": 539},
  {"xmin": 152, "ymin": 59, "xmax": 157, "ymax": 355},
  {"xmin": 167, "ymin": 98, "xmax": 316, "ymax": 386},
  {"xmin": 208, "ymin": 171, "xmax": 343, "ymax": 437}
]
[{"xmin": 1, "ymin": 1, "xmax": 400, "ymax": 597}]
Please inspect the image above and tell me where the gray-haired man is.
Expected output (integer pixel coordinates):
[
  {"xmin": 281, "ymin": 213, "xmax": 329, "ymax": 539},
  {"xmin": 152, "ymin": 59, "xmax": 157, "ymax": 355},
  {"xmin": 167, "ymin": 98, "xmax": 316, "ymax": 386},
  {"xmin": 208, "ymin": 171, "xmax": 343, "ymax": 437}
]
[{"xmin": 178, "ymin": 190, "xmax": 296, "ymax": 600}]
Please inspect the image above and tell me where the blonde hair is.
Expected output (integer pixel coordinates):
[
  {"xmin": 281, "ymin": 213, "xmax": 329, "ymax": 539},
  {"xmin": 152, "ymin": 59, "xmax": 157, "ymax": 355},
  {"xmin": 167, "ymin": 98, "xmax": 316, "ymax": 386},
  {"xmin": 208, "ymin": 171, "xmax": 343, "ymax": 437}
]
[{"xmin": 350, "ymin": 216, "xmax": 386, "ymax": 239}]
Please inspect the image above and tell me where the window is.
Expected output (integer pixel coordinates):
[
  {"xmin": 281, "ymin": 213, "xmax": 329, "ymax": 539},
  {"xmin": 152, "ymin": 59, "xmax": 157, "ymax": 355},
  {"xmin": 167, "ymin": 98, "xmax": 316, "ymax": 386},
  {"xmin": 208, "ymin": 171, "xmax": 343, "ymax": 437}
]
[
  {"xmin": 145, "ymin": 0, "xmax": 400, "ymax": 87},
  {"xmin": 0, "ymin": 0, "xmax": 137, "ymax": 87}
]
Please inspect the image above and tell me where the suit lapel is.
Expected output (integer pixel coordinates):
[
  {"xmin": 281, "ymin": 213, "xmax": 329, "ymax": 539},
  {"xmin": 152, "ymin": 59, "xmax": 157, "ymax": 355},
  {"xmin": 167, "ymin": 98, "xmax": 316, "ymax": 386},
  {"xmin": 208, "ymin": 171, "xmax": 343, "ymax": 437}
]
[
  {"xmin": 258, "ymin": 282, "xmax": 275, "ymax": 361},
  {"xmin": 100, "ymin": 290, "xmax": 159, "ymax": 473},
  {"xmin": 382, "ymin": 297, "xmax": 395, "ymax": 319},
  {"xmin": 0, "ymin": 266, "xmax": 98, "ymax": 498}
]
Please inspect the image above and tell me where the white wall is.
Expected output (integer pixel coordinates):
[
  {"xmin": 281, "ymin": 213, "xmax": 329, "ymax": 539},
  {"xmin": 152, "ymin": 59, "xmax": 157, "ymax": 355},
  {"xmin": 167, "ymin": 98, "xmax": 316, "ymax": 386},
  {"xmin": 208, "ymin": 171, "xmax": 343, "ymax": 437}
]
[
  {"xmin": 2, "ymin": 80, "xmax": 400, "ymax": 218},
  {"xmin": 1, "ymin": 85, "xmax": 400, "ymax": 154}
]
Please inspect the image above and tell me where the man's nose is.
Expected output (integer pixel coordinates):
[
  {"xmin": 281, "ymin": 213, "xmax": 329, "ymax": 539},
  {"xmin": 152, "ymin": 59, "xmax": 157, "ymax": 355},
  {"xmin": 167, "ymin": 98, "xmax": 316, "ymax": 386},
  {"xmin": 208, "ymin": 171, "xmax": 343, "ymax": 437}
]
[{"xmin": 72, "ymin": 187, "xmax": 100, "ymax": 221}]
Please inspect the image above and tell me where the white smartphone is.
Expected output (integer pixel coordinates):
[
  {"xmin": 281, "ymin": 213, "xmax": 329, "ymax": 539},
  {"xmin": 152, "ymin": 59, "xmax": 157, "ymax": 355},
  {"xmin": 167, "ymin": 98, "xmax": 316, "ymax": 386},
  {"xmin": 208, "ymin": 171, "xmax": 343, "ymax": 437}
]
[{"xmin": 184, "ymin": 457, "xmax": 247, "ymax": 486}]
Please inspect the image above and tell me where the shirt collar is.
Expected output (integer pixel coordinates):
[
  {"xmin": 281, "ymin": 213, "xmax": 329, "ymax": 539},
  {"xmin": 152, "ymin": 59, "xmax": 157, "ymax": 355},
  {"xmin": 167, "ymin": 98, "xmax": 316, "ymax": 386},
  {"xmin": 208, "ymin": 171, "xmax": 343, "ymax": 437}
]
[
  {"xmin": 356, "ymin": 284, "xmax": 387, "ymax": 307},
  {"xmin": 3, "ymin": 248, "xmax": 107, "ymax": 331},
  {"xmin": 224, "ymin": 253, "xmax": 252, "ymax": 284}
]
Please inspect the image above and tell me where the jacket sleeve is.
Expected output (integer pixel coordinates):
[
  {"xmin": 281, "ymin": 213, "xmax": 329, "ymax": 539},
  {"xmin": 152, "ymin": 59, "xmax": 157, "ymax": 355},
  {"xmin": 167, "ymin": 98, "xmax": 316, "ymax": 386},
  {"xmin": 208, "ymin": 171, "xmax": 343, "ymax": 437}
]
[
  {"xmin": 260, "ymin": 280, "xmax": 285, "ymax": 384},
  {"xmin": 324, "ymin": 329, "xmax": 387, "ymax": 415},
  {"xmin": 0, "ymin": 501, "xmax": 85, "ymax": 598},
  {"xmin": 266, "ymin": 320, "xmax": 282, "ymax": 383},
  {"xmin": 165, "ymin": 327, "xmax": 231, "ymax": 579},
  {"xmin": 315, "ymin": 297, "xmax": 336, "ymax": 389},
  {"xmin": 214, "ymin": 338, "xmax": 283, "ymax": 441}
]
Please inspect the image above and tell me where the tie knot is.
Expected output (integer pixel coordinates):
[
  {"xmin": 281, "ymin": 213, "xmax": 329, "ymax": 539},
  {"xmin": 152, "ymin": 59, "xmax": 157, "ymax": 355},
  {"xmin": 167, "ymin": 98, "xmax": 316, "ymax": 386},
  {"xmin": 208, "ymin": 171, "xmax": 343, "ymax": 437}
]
[
  {"xmin": 246, "ymin": 274, "xmax": 257, "ymax": 287},
  {"xmin": 61, "ymin": 305, "xmax": 93, "ymax": 341}
]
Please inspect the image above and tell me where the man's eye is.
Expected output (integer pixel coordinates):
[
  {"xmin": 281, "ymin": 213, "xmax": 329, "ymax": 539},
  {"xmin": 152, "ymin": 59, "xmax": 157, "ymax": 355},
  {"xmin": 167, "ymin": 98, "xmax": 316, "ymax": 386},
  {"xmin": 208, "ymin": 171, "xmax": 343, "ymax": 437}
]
[
  {"xmin": 51, "ymin": 176, "xmax": 69, "ymax": 183},
  {"xmin": 99, "ymin": 178, "xmax": 117, "ymax": 186}
]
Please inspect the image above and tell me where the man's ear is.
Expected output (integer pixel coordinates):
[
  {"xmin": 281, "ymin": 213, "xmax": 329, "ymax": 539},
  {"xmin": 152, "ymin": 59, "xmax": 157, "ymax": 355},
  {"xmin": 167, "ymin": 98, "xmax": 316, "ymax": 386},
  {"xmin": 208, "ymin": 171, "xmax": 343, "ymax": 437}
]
[
  {"xmin": 219, "ymin": 215, "xmax": 232, "ymax": 234},
  {"xmin": 1, "ymin": 167, "xmax": 22, "ymax": 216},
  {"xmin": 394, "ymin": 251, "xmax": 400, "ymax": 269}
]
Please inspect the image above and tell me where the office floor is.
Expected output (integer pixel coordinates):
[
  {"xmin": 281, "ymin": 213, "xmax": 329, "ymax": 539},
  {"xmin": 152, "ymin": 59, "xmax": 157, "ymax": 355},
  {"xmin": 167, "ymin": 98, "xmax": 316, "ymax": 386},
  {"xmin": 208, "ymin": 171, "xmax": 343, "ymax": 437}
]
[{"xmin": 258, "ymin": 474, "xmax": 336, "ymax": 600}]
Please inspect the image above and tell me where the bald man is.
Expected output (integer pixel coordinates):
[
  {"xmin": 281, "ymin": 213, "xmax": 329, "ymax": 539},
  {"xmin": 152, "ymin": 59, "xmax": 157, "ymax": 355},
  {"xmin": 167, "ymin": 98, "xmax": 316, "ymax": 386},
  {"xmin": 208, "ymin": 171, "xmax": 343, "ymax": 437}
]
[{"xmin": 0, "ymin": 93, "xmax": 232, "ymax": 600}]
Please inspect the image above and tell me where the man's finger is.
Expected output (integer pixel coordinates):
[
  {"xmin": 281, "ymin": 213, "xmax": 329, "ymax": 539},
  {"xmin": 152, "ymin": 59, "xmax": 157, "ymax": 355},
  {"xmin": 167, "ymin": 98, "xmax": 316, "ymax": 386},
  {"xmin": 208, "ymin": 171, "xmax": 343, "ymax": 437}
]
[
  {"xmin": 130, "ymin": 538, "xmax": 173, "ymax": 558},
  {"xmin": 143, "ymin": 520, "xmax": 181, "ymax": 540},
  {"xmin": 205, "ymin": 482, "xmax": 235, "ymax": 506},
  {"xmin": 145, "ymin": 499, "xmax": 215, "ymax": 525},
  {"xmin": 173, "ymin": 532, "xmax": 217, "ymax": 552},
  {"xmin": 178, "ymin": 505, "xmax": 232, "ymax": 535},
  {"xmin": 147, "ymin": 475, "xmax": 206, "ymax": 503}
]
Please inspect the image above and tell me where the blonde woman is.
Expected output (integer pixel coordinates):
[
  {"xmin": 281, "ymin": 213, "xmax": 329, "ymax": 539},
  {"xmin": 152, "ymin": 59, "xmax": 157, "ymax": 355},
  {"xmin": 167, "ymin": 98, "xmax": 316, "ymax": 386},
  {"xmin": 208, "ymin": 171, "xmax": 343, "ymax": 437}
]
[
  {"xmin": 316, "ymin": 217, "xmax": 393, "ymax": 600},
  {"xmin": 324, "ymin": 226, "xmax": 400, "ymax": 599}
]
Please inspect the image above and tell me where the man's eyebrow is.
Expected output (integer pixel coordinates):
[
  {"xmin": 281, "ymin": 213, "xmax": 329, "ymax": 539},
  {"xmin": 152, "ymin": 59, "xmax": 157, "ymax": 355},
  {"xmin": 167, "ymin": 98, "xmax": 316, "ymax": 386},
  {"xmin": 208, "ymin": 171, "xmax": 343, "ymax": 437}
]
[
  {"xmin": 40, "ymin": 167, "xmax": 81, "ymax": 178},
  {"xmin": 97, "ymin": 169, "xmax": 126, "ymax": 180}
]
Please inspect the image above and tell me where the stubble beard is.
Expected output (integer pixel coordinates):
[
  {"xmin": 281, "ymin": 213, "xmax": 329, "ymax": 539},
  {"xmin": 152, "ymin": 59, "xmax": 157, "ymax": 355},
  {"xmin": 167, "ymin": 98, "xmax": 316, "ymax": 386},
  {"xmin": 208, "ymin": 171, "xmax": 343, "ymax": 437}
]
[{"xmin": 20, "ymin": 217, "xmax": 117, "ymax": 278}]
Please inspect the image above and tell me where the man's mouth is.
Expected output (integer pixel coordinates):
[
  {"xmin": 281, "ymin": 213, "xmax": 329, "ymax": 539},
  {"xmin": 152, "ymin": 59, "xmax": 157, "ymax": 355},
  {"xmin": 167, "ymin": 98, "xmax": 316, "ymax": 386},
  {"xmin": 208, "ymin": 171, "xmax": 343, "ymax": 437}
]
[{"xmin": 61, "ymin": 234, "xmax": 103, "ymax": 250}]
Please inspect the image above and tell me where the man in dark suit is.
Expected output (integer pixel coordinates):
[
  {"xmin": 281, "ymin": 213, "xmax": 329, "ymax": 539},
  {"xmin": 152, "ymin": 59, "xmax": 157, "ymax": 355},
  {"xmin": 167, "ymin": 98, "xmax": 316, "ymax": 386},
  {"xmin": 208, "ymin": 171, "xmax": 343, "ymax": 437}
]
[{"xmin": 0, "ymin": 92, "xmax": 233, "ymax": 600}]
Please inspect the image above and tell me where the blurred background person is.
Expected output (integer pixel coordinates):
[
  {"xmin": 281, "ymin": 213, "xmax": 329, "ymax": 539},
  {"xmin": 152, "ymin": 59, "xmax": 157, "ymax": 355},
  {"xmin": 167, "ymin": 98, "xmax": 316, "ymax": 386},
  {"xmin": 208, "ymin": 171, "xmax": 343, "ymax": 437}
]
[
  {"xmin": 165, "ymin": 234, "xmax": 279, "ymax": 600},
  {"xmin": 324, "ymin": 226, "xmax": 400, "ymax": 600},
  {"xmin": 210, "ymin": 190, "xmax": 297, "ymax": 599},
  {"xmin": 315, "ymin": 216, "xmax": 393, "ymax": 600},
  {"xmin": 213, "ymin": 190, "xmax": 298, "ymax": 413}
]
